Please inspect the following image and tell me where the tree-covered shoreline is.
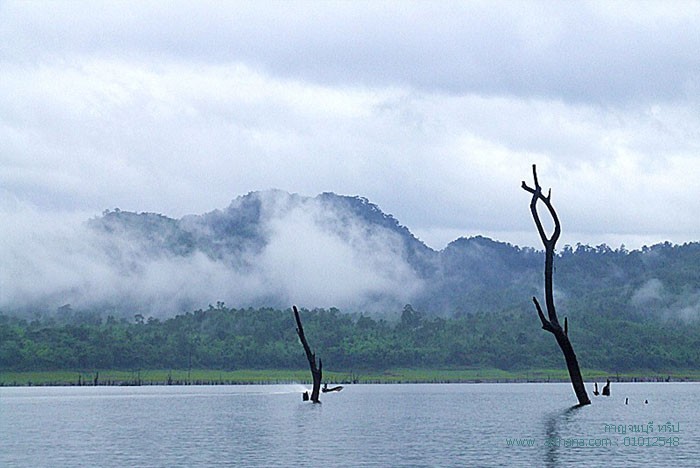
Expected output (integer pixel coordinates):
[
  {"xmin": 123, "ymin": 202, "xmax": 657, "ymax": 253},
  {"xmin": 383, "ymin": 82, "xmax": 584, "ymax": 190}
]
[
  {"xmin": 3, "ymin": 367, "xmax": 697, "ymax": 387},
  {"xmin": 2, "ymin": 303, "xmax": 698, "ymax": 376}
]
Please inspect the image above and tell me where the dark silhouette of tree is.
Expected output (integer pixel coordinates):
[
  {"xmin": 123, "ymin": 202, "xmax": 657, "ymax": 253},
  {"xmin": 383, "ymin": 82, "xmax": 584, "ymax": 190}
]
[
  {"xmin": 522, "ymin": 164, "xmax": 591, "ymax": 406},
  {"xmin": 293, "ymin": 306, "xmax": 322, "ymax": 403}
]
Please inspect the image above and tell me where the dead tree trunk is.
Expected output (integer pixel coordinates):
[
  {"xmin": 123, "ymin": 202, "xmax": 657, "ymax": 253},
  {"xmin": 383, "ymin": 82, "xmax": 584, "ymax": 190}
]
[
  {"xmin": 293, "ymin": 306, "xmax": 322, "ymax": 403},
  {"xmin": 522, "ymin": 165, "xmax": 591, "ymax": 406}
]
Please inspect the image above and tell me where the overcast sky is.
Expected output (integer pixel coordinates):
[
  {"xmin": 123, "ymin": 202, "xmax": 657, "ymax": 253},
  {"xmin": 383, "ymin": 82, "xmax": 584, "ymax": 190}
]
[{"xmin": 2, "ymin": 0, "xmax": 699, "ymax": 251}]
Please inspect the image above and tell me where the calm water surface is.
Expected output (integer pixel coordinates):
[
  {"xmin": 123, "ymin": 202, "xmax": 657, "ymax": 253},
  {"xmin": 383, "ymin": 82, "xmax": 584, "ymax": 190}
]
[{"xmin": 1, "ymin": 383, "xmax": 697, "ymax": 467}]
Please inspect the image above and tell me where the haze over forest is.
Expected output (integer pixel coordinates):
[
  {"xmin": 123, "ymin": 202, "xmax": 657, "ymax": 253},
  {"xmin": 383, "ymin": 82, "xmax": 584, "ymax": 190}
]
[{"xmin": 2, "ymin": 190, "xmax": 698, "ymax": 322}]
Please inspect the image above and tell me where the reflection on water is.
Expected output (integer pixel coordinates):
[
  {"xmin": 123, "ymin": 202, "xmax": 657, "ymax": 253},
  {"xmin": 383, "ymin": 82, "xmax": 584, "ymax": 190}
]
[
  {"xmin": 537, "ymin": 383, "xmax": 698, "ymax": 468},
  {"xmin": 543, "ymin": 404, "xmax": 583, "ymax": 468},
  {"xmin": 1, "ymin": 383, "xmax": 697, "ymax": 467}
]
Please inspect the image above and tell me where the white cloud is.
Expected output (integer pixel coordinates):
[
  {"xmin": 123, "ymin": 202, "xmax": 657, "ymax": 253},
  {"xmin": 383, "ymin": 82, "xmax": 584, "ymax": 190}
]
[
  {"xmin": 0, "ymin": 192, "xmax": 424, "ymax": 315},
  {"xmin": 256, "ymin": 195, "xmax": 423, "ymax": 310}
]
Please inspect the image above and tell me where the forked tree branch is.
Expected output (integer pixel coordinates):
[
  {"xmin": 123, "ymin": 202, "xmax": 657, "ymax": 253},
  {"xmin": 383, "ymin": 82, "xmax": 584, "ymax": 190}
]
[
  {"xmin": 522, "ymin": 164, "xmax": 561, "ymax": 327},
  {"xmin": 522, "ymin": 164, "xmax": 590, "ymax": 406},
  {"xmin": 532, "ymin": 297, "xmax": 555, "ymax": 333},
  {"xmin": 521, "ymin": 165, "xmax": 561, "ymax": 249}
]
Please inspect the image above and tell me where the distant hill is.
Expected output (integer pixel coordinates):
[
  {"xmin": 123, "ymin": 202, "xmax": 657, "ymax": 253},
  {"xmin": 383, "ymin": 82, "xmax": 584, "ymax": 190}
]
[
  {"xmin": 4, "ymin": 191, "xmax": 697, "ymax": 375},
  {"xmin": 80, "ymin": 190, "xmax": 700, "ymax": 322}
]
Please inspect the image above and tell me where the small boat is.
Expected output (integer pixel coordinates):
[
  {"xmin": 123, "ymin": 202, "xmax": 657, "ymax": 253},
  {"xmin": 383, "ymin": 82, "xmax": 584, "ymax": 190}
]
[{"xmin": 321, "ymin": 384, "xmax": 344, "ymax": 393}]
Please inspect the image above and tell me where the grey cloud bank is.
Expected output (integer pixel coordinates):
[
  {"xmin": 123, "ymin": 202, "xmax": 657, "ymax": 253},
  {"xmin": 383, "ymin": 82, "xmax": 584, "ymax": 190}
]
[
  {"xmin": 1, "ymin": 1, "xmax": 699, "ymax": 299},
  {"xmin": 4, "ymin": 1, "xmax": 699, "ymax": 103}
]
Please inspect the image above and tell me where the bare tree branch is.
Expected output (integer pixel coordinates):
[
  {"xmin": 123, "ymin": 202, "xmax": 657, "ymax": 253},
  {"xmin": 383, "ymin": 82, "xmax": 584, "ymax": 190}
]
[
  {"xmin": 523, "ymin": 164, "xmax": 590, "ymax": 406},
  {"xmin": 522, "ymin": 165, "xmax": 561, "ymax": 325},
  {"xmin": 293, "ymin": 305, "xmax": 322, "ymax": 403},
  {"xmin": 532, "ymin": 297, "xmax": 555, "ymax": 333}
]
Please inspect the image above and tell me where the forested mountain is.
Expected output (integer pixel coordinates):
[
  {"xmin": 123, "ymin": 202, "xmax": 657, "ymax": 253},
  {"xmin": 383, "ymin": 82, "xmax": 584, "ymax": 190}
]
[
  {"xmin": 85, "ymin": 191, "xmax": 700, "ymax": 322},
  {"xmin": 2, "ymin": 192, "xmax": 699, "ymax": 373},
  {"xmin": 4, "ymin": 190, "xmax": 700, "ymax": 323},
  {"xmin": 91, "ymin": 190, "xmax": 436, "ymax": 278}
]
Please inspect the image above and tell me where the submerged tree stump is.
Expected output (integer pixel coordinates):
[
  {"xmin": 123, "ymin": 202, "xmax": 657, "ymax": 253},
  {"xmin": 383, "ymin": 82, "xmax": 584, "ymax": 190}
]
[
  {"xmin": 522, "ymin": 165, "xmax": 591, "ymax": 406},
  {"xmin": 293, "ymin": 306, "xmax": 322, "ymax": 403}
]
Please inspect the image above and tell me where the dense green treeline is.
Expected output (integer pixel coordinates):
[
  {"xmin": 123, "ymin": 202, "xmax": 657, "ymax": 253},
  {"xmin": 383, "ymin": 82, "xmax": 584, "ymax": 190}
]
[{"xmin": 2, "ymin": 303, "xmax": 698, "ymax": 373}]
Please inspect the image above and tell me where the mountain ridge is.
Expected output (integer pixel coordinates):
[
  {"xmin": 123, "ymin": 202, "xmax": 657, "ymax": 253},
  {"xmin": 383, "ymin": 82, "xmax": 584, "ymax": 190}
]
[{"xmin": 6, "ymin": 190, "xmax": 699, "ymax": 321}]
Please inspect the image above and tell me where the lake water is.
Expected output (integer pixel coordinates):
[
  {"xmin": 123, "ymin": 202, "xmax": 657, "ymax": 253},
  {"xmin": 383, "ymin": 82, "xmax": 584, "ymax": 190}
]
[{"xmin": 1, "ymin": 383, "xmax": 697, "ymax": 467}]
